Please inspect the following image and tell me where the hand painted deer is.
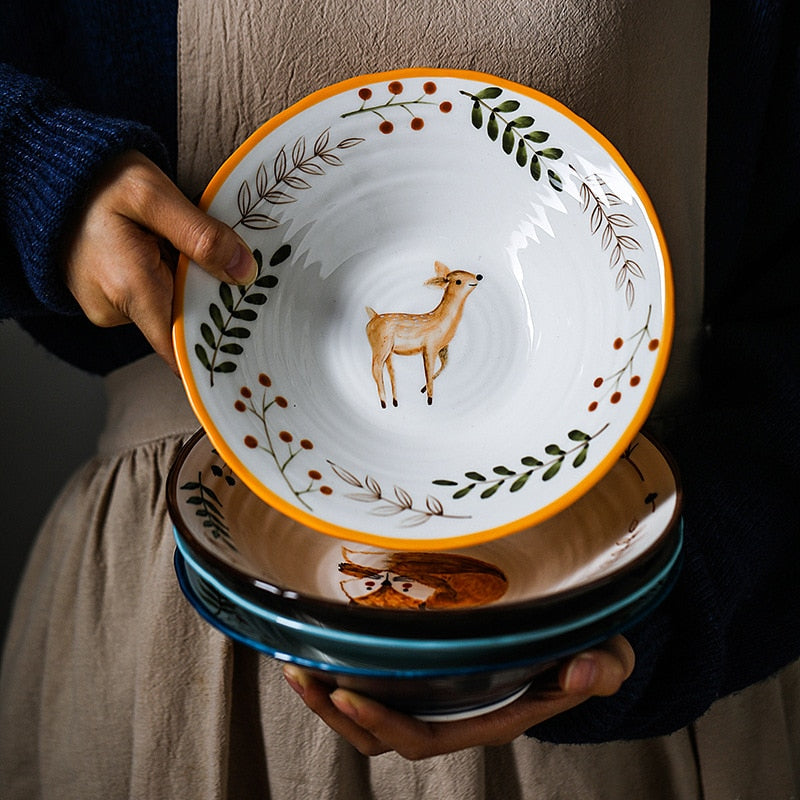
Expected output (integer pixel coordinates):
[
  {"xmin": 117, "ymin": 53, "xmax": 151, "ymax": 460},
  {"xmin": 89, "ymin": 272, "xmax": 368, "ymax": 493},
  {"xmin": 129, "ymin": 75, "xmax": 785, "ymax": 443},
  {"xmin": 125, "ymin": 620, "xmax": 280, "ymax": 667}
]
[{"xmin": 365, "ymin": 260, "xmax": 482, "ymax": 407}]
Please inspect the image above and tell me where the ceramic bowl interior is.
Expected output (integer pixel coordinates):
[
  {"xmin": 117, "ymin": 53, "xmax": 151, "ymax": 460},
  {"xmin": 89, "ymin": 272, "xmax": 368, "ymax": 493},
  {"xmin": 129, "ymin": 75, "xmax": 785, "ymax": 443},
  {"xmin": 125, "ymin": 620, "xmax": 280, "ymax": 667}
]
[
  {"xmin": 174, "ymin": 522, "xmax": 681, "ymax": 667},
  {"xmin": 167, "ymin": 427, "xmax": 682, "ymax": 638},
  {"xmin": 175, "ymin": 545, "xmax": 682, "ymax": 719},
  {"xmin": 173, "ymin": 68, "xmax": 673, "ymax": 550}
]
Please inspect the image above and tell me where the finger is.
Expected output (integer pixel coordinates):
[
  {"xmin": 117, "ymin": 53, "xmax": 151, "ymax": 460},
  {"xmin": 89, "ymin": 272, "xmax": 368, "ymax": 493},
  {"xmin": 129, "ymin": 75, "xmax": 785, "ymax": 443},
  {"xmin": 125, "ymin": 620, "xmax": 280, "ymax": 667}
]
[
  {"xmin": 323, "ymin": 637, "xmax": 635, "ymax": 760},
  {"xmin": 113, "ymin": 152, "xmax": 258, "ymax": 285},
  {"xmin": 283, "ymin": 666, "xmax": 391, "ymax": 757},
  {"xmin": 326, "ymin": 681, "xmax": 589, "ymax": 759},
  {"xmin": 128, "ymin": 159, "xmax": 258, "ymax": 284},
  {"xmin": 561, "ymin": 635, "xmax": 635, "ymax": 695},
  {"xmin": 117, "ymin": 250, "xmax": 180, "ymax": 374}
]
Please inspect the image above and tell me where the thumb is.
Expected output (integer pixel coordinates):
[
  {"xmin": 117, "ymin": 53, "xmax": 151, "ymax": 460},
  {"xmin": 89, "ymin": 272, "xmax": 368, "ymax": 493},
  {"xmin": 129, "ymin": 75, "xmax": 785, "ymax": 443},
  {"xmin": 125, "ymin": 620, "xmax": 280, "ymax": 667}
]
[
  {"xmin": 119, "ymin": 152, "xmax": 259, "ymax": 285},
  {"xmin": 168, "ymin": 206, "xmax": 259, "ymax": 285},
  {"xmin": 561, "ymin": 635, "xmax": 635, "ymax": 696}
]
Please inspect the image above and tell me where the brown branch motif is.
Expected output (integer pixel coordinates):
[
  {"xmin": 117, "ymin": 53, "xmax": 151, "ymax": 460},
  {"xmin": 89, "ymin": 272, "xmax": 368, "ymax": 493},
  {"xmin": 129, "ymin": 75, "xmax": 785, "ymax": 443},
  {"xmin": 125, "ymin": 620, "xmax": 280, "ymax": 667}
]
[
  {"xmin": 327, "ymin": 462, "xmax": 471, "ymax": 528},
  {"xmin": 232, "ymin": 128, "xmax": 364, "ymax": 230},
  {"xmin": 574, "ymin": 168, "xmax": 644, "ymax": 308},
  {"xmin": 588, "ymin": 306, "xmax": 660, "ymax": 412},
  {"xmin": 234, "ymin": 372, "xmax": 332, "ymax": 510}
]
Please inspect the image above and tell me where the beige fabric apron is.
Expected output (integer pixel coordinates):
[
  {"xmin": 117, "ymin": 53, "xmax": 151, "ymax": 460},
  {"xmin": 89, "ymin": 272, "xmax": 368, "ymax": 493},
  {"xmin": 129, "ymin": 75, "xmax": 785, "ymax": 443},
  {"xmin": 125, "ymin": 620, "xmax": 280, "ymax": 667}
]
[
  {"xmin": 2, "ymin": 355, "xmax": 798, "ymax": 799},
  {"xmin": 177, "ymin": 0, "xmax": 707, "ymax": 419}
]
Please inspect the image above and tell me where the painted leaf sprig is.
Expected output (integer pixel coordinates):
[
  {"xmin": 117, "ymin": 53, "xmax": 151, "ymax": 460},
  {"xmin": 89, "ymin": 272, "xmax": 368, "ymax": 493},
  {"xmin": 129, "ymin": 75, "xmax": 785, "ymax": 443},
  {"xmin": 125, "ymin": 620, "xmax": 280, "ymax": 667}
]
[
  {"xmin": 195, "ymin": 245, "xmax": 289, "ymax": 385},
  {"xmin": 589, "ymin": 306, "xmax": 659, "ymax": 411},
  {"xmin": 235, "ymin": 373, "xmax": 332, "ymax": 511},
  {"xmin": 575, "ymin": 170, "xmax": 644, "ymax": 308},
  {"xmin": 328, "ymin": 462, "xmax": 469, "ymax": 527},
  {"xmin": 460, "ymin": 87, "xmax": 564, "ymax": 191},
  {"xmin": 180, "ymin": 473, "xmax": 235, "ymax": 549},
  {"xmin": 434, "ymin": 426, "xmax": 608, "ymax": 500},
  {"xmin": 233, "ymin": 129, "xmax": 364, "ymax": 230}
]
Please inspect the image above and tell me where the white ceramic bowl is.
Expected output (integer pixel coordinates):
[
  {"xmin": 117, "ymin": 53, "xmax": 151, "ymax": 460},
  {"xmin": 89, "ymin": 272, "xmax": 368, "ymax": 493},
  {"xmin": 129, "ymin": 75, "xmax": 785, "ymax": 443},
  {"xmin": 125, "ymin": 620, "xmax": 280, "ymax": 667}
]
[
  {"xmin": 167, "ymin": 428, "xmax": 682, "ymax": 640},
  {"xmin": 173, "ymin": 68, "xmax": 673, "ymax": 549}
]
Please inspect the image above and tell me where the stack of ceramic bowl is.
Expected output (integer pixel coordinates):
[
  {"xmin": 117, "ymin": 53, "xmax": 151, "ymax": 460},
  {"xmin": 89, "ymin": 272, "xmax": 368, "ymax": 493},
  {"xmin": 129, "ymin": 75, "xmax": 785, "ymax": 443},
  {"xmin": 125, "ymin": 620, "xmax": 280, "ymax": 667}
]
[{"xmin": 169, "ymin": 69, "xmax": 680, "ymax": 720}]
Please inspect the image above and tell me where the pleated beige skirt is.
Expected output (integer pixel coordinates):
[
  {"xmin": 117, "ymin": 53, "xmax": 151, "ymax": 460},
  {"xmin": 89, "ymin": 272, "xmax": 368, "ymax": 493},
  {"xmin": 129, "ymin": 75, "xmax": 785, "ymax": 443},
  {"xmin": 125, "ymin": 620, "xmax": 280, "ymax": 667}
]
[{"xmin": 1, "ymin": 353, "xmax": 798, "ymax": 799}]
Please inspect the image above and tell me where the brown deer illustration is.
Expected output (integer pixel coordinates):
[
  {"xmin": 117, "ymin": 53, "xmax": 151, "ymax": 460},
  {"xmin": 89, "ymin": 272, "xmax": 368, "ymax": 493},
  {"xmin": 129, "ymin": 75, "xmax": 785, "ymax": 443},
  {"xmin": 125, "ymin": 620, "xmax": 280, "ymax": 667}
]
[{"xmin": 365, "ymin": 261, "xmax": 482, "ymax": 407}]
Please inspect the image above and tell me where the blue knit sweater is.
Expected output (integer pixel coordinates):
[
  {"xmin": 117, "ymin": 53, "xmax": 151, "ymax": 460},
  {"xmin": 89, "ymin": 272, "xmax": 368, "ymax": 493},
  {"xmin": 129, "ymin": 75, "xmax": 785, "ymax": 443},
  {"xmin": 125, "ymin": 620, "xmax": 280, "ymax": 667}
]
[
  {"xmin": 1, "ymin": 0, "xmax": 798, "ymax": 746},
  {"xmin": 0, "ymin": 1, "xmax": 176, "ymax": 372}
]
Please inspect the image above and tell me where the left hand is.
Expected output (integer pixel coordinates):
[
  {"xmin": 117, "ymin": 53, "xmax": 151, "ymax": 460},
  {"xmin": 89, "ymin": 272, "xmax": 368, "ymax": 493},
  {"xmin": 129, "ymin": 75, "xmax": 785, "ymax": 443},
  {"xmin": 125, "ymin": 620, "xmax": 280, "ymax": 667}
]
[{"xmin": 282, "ymin": 634, "xmax": 635, "ymax": 760}]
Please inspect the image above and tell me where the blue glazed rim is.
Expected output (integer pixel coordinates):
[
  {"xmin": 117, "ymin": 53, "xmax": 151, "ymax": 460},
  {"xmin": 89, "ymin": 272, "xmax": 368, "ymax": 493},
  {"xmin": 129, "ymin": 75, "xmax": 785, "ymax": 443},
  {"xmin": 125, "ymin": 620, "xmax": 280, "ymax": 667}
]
[
  {"xmin": 174, "ymin": 519, "xmax": 683, "ymax": 655},
  {"xmin": 174, "ymin": 531, "xmax": 683, "ymax": 679}
]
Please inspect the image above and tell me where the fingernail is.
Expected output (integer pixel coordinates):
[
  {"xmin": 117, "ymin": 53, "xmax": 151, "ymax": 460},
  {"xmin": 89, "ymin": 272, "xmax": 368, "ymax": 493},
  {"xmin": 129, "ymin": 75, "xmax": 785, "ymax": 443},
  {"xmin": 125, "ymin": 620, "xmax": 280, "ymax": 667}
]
[
  {"xmin": 564, "ymin": 655, "xmax": 597, "ymax": 693},
  {"xmin": 224, "ymin": 244, "xmax": 258, "ymax": 284},
  {"xmin": 330, "ymin": 690, "xmax": 359, "ymax": 721},
  {"xmin": 283, "ymin": 665, "xmax": 305, "ymax": 698}
]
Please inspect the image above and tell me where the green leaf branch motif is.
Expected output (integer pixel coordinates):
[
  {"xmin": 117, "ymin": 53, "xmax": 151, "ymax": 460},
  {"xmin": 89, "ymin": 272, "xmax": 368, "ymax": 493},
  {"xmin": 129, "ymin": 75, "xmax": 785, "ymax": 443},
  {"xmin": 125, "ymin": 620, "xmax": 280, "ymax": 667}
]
[
  {"xmin": 233, "ymin": 129, "xmax": 364, "ymax": 230},
  {"xmin": 235, "ymin": 374, "xmax": 332, "ymax": 511},
  {"xmin": 574, "ymin": 168, "xmax": 644, "ymax": 308},
  {"xmin": 327, "ymin": 462, "xmax": 471, "ymax": 527},
  {"xmin": 433, "ymin": 425, "xmax": 610, "ymax": 500},
  {"xmin": 459, "ymin": 86, "xmax": 565, "ymax": 191},
  {"xmin": 180, "ymin": 472, "xmax": 236, "ymax": 550},
  {"xmin": 195, "ymin": 245, "xmax": 289, "ymax": 386},
  {"xmin": 589, "ymin": 305, "xmax": 660, "ymax": 411}
]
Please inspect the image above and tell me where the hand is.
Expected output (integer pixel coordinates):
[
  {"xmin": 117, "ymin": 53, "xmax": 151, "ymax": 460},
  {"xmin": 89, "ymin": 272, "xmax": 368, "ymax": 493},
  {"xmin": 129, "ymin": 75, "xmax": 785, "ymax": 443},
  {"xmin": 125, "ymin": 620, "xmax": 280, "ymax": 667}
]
[
  {"xmin": 282, "ymin": 635, "xmax": 634, "ymax": 760},
  {"xmin": 61, "ymin": 150, "xmax": 257, "ymax": 373}
]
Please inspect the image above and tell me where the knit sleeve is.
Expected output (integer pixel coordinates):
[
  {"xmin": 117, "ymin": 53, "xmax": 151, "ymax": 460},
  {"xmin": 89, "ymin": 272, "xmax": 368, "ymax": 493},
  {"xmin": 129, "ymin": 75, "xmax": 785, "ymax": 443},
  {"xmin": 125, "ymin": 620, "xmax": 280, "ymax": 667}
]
[
  {"xmin": 0, "ymin": 62, "xmax": 170, "ymax": 318},
  {"xmin": 528, "ymin": 0, "xmax": 800, "ymax": 744}
]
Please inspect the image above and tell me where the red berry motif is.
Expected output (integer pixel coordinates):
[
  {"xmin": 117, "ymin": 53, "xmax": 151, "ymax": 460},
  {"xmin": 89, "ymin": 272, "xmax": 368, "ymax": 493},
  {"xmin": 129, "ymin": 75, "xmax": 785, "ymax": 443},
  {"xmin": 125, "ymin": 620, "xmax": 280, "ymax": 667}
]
[
  {"xmin": 591, "ymin": 309, "xmax": 658, "ymax": 409},
  {"xmin": 349, "ymin": 79, "xmax": 447, "ymax": 133},
  {"xmin": 235, "ymin": 374, "xmax": 330, "ymax": 508}
]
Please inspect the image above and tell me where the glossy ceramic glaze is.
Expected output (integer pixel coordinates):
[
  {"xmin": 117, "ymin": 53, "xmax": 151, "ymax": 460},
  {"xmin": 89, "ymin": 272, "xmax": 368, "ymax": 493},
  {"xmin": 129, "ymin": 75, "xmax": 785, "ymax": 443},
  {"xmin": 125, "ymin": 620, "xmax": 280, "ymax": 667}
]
[
  {"xmin": 167, "ymin": 428, "xmax": 682, "ymax": 637},
  {"xmin": 173, "ymin": 68, "xmax": 673, "ymax": 549},
  {"xmin": 174, "ymin": 544, "xmax": 682, "ymax": 719},
  {"xmin": 175, "ymin": 525, "xmax": 681, "ymax": 666}
]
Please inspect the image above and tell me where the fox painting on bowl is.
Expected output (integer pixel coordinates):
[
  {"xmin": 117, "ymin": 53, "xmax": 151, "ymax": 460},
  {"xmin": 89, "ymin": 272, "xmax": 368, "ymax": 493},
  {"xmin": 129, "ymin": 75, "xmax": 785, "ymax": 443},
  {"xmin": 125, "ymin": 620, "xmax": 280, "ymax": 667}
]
[
  {"xmin": 338, "ymin": 548, "xmax": 508, "ymax": 610},
  {"xmin": 365, "ymin": 261, "xmax": 482, "ymax": 408}
]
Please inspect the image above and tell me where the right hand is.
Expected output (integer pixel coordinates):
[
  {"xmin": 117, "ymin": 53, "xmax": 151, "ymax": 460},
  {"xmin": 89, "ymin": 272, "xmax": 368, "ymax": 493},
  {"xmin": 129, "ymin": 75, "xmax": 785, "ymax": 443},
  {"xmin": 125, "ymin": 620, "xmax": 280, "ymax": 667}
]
[{"xmin": 61, "ymin": 150, "xmax": 257, "ymax": 373}]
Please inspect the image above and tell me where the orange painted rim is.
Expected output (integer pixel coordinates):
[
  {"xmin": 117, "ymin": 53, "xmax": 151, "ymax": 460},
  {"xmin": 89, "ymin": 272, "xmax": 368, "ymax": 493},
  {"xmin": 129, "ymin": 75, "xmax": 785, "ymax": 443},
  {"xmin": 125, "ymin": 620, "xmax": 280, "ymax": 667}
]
[{"xmin": 173, "ymin": 68, "xmax": 674, "ymax": 550}]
